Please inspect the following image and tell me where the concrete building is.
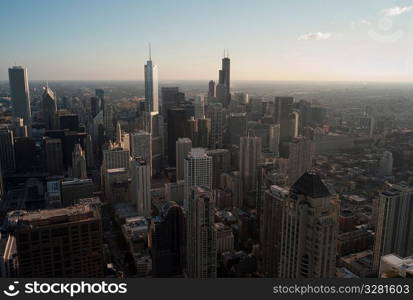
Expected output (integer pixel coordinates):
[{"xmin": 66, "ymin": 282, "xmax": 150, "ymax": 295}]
[
  {"xmin": 130, "ymin": 158, "xmax": 151, "ymax": 216},
  {"xmin": 71, "ymin": 144, "xmax": 87, "ymax": 179},
  {"xmin": 42, "ymin": 86, "xmax": 57, "ymax": 130},
  {"xmin": 176, "ymin": 138, "xmax": 192, "ymax": 181},
  {"xmin": 239, "ymin": 136, "xmax": 262, "ymax": 193}
]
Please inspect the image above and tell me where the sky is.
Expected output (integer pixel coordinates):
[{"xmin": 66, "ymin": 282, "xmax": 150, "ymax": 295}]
[{"xmin": 1, "ymin": 0, "xmax": 413, "ymax": 82}]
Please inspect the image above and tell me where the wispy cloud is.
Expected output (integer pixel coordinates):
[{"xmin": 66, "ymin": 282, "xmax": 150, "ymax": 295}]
[
  {"xmin": 383, "ymin": 6, "xmax": 412, "ymax": 16},
  {"xmin": 298, "ymin": 32, "xmax": 332, "ymax": 40}
]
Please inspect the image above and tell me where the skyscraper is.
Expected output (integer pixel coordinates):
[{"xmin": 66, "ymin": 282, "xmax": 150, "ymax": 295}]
[
  {"xmin": 167, "ymin": 108, "xmax": 188, "ymax": 166},
  {"xmin": 379, "ymin": 151, "xmax": 393, "ymax": 176},
  {"xmin": 194, "ymin": 95, "xmax": 205, "ymax": 119},
  {"xmin": 0, "ymin": 130, "xmax": 16, "ymax": 173},
  {"xmin": 144, "ymin": 47, "xmax": 159, "ymax": 113},
  {"xmin": 207, "ymin": 103, "xmax": 225, "ymax": 149},
  {"xmin": 197, "ymin": 117, "xmax": 211, "ymax": 148},
  {"xmin": 161, "ymin": 87, "xmax": 183, "ymax": 118},
  {"xmin": 373, "ymin": 183, "xmax": 413, "ymax": 273},
  {"xmin": 42, "ymin": 86, "xmax": 57, "ymax": 130},
  {"xmin": 207, "ymin": 149, "xmax": 230, "ymax": 189},
  {"xmin": 8, "ymin": 66, "xmax": 32, "ymax": 132},
  {"xmin": 275, "ymin": 97, "xmax": 294, "ymax": 156},
  {"xmin": 279, "ymin": 172, "xmax": 338, "ymax": 278},
  {"xmin": 176, "ymin": 138, "xmax": 192, "ymax": 181},
  {"xmin": 72, "ymin": 144, "xmax": 87, "ymax": 179},
  {"xmin": 183, "ymin": 148, "xmax": 212, "ymax": 209},
  {"xmin": 130, "ymin": 131, "xmax": 152, "ymax": 166},
  {"xmin": 260, "ymin": 185, "xmax": 289, "ymax": 277},
  {"xmin": 286, "ymin": 136, "xmax": 314, "ymax": 186},
  {"xmin": 186, "ymin": 186, "xmax": 217, "ymax": 278},
  {"xmin": 151, "ymin": 201, "xmax": 186, "ymax": 277},
  {"xmin": 239, "ymin": 135, "xmax": 262, "ymax": 193},
  {"xmin": 216, "ymin": 55, "xmax": 230, "ymax": 107},
  {"xmin": 44, "ymin": 138, "xmax": 64, "ymax": 176},
  {"xmin": 208, "ymin": 80, "xmax": 215, "ymax": 99},
  {"xmin": 229, "ymin": 112, "xmax": 247, "ymax": 146},
  {"xmin": 8, "ymin": 204, "xmax": 104, "ymax": 277},
  {"xmin": 130, "ymin": 158, "xmax": 151, "ymax": 216}
]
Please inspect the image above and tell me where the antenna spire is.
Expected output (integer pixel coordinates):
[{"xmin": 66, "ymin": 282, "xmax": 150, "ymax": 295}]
[{"xmin": 149, "ymin": 43, "xmax": 152, "ymax": 60}]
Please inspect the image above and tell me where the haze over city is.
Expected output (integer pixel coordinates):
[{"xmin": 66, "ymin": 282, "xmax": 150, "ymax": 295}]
[{"xmin": 2, "ymin": 0, "xmax": 413, "ymax": 81}]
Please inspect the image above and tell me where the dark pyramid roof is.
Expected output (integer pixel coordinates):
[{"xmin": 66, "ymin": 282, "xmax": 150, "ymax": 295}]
[{"xmin": 291, "ymin": 172, "xmax": 331, "ymax": 198}]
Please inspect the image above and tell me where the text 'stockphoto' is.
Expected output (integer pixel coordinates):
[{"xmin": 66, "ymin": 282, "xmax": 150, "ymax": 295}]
[{"xmin": 0, "ymin": 1, "xmax": 412, "ymax": 299}]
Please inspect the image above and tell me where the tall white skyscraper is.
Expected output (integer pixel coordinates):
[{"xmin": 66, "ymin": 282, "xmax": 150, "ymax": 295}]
[
  {"xmin": 176, "ymin": 138, "xmax": 192, "ymax": 181},
  {"xmin": 42, "ymin": 86, "xmax": 57, "ymax": 130},
  {"xmin": 184, "ymin": 148, "xmax": 212, "ymax": 209},
  {"xmin": 130, "ymin": 158, "xmax": 151, "ymax": 216},
  {"xmin": 144, "ymin": 47, "xmax": 159, "ymax": 113},
  {"xmin": 8, "ymin": 66, "xmax": 32, "ymax": 132},
  {"xmin": 130, "ymin": 131, "xmax": 152, "ymax": 163},
  {"xmin": 186, "ymin": 186, "xmax": 217, "ymax": 278},
  {"xmin": 239, "ymin": 135, "xmax": 262, "ymax": 193}
]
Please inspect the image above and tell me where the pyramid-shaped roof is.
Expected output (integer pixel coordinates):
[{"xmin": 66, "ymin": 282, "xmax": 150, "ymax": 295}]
[{"xmin": 291, "ymin": 172, "xmax": 331, "ymax": 198}]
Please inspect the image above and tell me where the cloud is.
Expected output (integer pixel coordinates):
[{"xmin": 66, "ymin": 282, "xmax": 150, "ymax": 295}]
[
  {"xmin": 383, "ymin": 6, "xmax": 412, "ymax": 16},
  {"xmin": 298, "ymin": 32, "xmax": 332, "ymax": 40},
  {"xmin": 360, "ymin": 20, "xmax": 371, "ymax": 26}
]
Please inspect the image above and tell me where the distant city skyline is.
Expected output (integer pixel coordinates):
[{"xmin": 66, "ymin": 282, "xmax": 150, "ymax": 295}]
[{"xmin": 2, "ymin": 0, "xmax": 413, "ymax": 82}]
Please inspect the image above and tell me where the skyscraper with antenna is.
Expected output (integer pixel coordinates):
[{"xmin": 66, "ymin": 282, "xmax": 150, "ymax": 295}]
[
  {"xmin": 144, "ymin": 43, "xmax": 159, "ymax": 113},
  {"xmin": 215, "ymin": 50, "xmax": 231, "ymax": 107}
]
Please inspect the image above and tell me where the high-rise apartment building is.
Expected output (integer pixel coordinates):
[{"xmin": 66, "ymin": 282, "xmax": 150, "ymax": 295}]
[
  {"xmin": 183, "ymin": 148, "xmax": 212, "ymax": 209},
  {"xmin": 279, "ymin": 172, "xmax": 338, "ymax": 278},
  {"xmin": 373, "ymin": 183, "xmax": 413, "ymax": 272}
]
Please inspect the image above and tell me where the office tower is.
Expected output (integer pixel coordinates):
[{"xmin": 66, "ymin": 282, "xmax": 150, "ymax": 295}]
[
  {"xmin": 269, "ymin": 124, "xmax": 280, "ymax": 156},
  {"xmin": 183, "ymin": 148, "xmax": 212, "ymax": 209},
  {"xmin": 275, "ymin": 97, "xmax": 294, "ymax": 156},
  {"xmin": 130, "ymin": 158, "xmax": 151, "ymax": 216},
  {"xmin": 279, "ymin": 172, "xmax": 338, "ymax": 278},
  {"xmin": 207, "ymin": 103, "xmax": 224, "ymax": 149},
  {"xmin": 197, "ymin": 117, "xmax": 211, "ymax": 148},
  {"xmin": 229, "ymin": 112, "xmax": 247, "ymax": 146},
  {"xmin": 102, "ymin": 147, "xmax": 130, "ymax": 170},
  {"xmin": 143, "ymin": 112, "xmax": 163, "ymax": 176},
  {"xmin": 103, "ymin": 104, "xmax": 114, "ymax": 140},
  {"xmin": 194, "ymin": 95, "xmax": 205, "ymax": 119},
  {"xmin": 239, "ymin": 135, "xmax": 262, "ymax": 193},
  {"xmin": 260, "ymin": 185, "xmax": 289, "ymax": 277},
  {"xmin": 8, "ymin": 204, "xmax": 104, "ymax": 277},
  {"xmin": 90, "ymin": 97, "xmax": 101, "ymax": 118},
  {"xmin": 130, "ymin": 131, "xmax": 152, "ymax": 166},
  {"xmin": 144, "ymin": 48, "xmax": 159, "ymax": 113},
  {"xmin": 12, "ymin": 117, "xmax": 28, "ymax": 138},
  {"xmin": 185, "ymin": 117, "xmax": 198, "ymax": 146},
  {"xmin": 373, "ymin": 183, "xmax": 413, "ymax": 272},
  {"xmin": 287, "ymin": 136, "xmax": 313, "ymax": 186},
  {"xmin": 115, "ymin": 122, "xmax": 122, "ymax": 144},
  {"xmin": 44, "ymin": 138, "xmax": 64, "ymax": 176},
  {"xmin": 103, "ymin": 167, "xmax": 129, "ymax": 203},
  {"xmin": 151, "ymin": 201, "xmax": 186, "ymax": 277},
  {"xmin": 186, "ymin": 186, "xmax": 217, "ymax": 278},
  {"xmin": 216, "ymin": 55, "xmax": 230, "ymax": 107},
  {"xmin": 214, "ymin": 223, "xmax": 234, "ymax": 253},
  {"xmin": 167, "ymin": 108, "xmax": 188, "ymax": 166},
  {"xmin": 58, "ymin": 113, "xmax": 80, "ymax": 131},
  {"xmin": 72, "ymin": 144, "xmax": 87, "ymax": 179},
  {"xmin": 85, "ymin": 134, "xmax": 95, "ymax": 169},
  {"xmin": 292, "ymin": 111, "xmax": 300, "ymax": 138},
  {"xmin": 161, "ymin": 87, "xmax": 183, "ymax": 118},
  {"xmin": 42, "ymin": 86, "xmax": 57, "ymax": 130},
  {"xmin": 207, "ymin": 149, "xmax": 230, "ymax": 189},
  {"xmin": 220, "ymin": 171, "xmax": 243, "ymax": 208},
  {"xmin": 208, "ymin": 80, "xmax": 215, "ymax": 99},
  {"xmin": 379, "ymin": 151, "xmax": 393, "ymax": 176},
  {"xmin": 0, "ymin": 130, "xmax": 16, "ymax": 173},
  {"xmin": 14, "ymin": 137, "xmax": 36, "ymax": 172},
  {"xmin": 61, "ymin": 178, "xmax": 95, "ymax": 207},
  {"xmin": 8, "ymin": 66, "xmax": 31, "ymax": 132},
  {"xmin": 176, "ymin": 138, "xmax": 192, "ymax": 181}
]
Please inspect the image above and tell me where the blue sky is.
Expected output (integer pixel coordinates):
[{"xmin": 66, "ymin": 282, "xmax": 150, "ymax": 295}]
[{"xmin": 1, "ymin": 0, "xmax": 413, "ymax": 81}]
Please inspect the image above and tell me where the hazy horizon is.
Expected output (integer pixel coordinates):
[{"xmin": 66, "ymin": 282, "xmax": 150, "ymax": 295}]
[{"xmin": 2, "ymin": 0, "xmax": 413, "ymax": 82}]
